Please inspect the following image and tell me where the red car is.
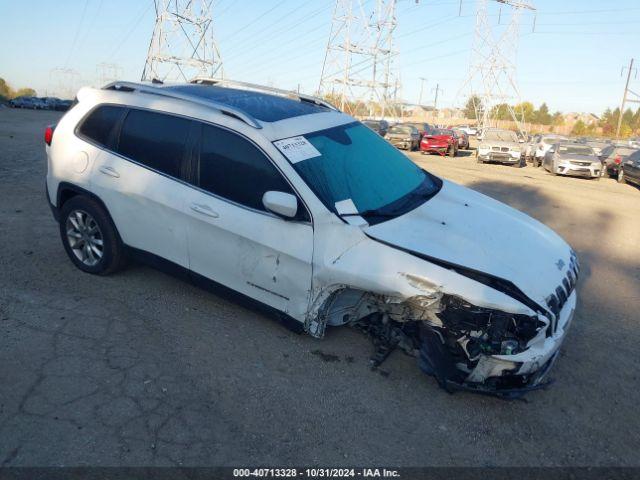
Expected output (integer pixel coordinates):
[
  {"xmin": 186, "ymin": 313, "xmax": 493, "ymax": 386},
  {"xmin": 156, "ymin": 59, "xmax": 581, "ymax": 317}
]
[{"xmin": 420, "ymin": 128, "xmax": 458, "ymax": 157}]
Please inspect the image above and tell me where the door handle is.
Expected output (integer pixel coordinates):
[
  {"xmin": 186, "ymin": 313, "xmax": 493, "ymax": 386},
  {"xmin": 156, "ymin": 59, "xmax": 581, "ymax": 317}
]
[
  {"xmin": 190, "ymin": 203, "xmax": 219, "ymax": 218},
  {"xmin": 99, "ymin": 166, "xmax": 120, "ymax": 178}
]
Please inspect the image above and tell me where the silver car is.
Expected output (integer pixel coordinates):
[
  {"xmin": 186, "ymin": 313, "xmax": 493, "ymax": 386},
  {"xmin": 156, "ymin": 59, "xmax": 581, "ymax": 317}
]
[{"xmin": 543, "ymin": 143, "xmax": 602, "ymax": 179}]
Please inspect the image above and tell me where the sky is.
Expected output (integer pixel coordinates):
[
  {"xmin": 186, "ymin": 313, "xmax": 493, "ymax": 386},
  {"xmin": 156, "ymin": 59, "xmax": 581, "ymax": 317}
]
[{"xmin": 1, "ymin": 0, "xmax": 640, "ymax": 114}]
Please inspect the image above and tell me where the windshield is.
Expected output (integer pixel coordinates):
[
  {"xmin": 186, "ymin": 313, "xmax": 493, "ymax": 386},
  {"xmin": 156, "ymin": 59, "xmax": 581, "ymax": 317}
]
[
  {"xmin": 278, "ymin": 122, "xmax": 441, "ymax": 221},
  {"xmin": 388, "ymin": 126, "xmax": 413, "ymax": 135},
  {"xmin": 558, "ymin": 145, "xmax": 595, "ymax": 156},
  {"xmin": 484, "ymin": 130, "xmax": 518, "ymax": 142},
  {"xmin": 543, "ymin": 137, "xmax": 566, "ymax": 144}
]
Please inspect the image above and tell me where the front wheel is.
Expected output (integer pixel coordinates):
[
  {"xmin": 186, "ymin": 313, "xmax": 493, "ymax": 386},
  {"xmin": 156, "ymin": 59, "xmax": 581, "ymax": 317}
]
[{"xmin": 59, "ymin": 196, "xmax": 128, "ymax": 275}]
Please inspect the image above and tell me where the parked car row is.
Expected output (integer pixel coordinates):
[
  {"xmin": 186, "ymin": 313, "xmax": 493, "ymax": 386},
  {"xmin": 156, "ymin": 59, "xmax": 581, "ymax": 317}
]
[
  {"xmin": 363, "ymin": 118, "xmax": 640, "ymax": 189},
  {"xmin": 9, "ymin": 96, "xmax": 72, "ymax": 111},
  {"xmin": 524, "ymin": 135, "xmax": 640, "ymax": 186},
  {"xmin": 362, "ymin": 119, "xmax": 473, "ymax": 157}
]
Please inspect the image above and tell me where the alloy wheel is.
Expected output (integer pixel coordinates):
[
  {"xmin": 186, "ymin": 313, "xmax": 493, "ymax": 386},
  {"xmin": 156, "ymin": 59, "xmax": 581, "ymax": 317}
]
[{"xmin": 65, "ymin": 209, "xmax": 104, "ymax": 266}]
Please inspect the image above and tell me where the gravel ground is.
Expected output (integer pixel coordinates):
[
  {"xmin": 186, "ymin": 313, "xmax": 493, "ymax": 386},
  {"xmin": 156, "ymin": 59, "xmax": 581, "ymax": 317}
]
[{"xmin": 0, "ymin": 109, "xmax": 639, "ymax": 467}]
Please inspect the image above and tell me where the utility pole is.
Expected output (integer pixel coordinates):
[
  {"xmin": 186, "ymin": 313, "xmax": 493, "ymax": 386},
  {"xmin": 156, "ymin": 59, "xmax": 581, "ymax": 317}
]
[
  {"xmin": 418, "ymin": 77, "xmax": 427, "ymax": 105},
  {"xmin": 433, "ymin": 83, "xmax": 441, "ymax": 110},
  {"xmin": 142, "ymin": 0, "xmax": 223, "ymax": 82},
  {"xmin": 616, "ymin": 58, "xmax": 639, "ymax": 138}
]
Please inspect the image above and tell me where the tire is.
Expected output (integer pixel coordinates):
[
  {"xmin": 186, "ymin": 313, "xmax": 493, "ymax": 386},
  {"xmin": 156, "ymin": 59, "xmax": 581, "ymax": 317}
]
[
  {"xmin": 617, "ymin": 167, "xmax": 626, "ymax": 184},
  {"xmin": 59, "ymin": 195, "xmax": 128, "ymax": 275},
  {"xmin": 449, "ymin": 146, "xmax": 457, "ymax": 158}
]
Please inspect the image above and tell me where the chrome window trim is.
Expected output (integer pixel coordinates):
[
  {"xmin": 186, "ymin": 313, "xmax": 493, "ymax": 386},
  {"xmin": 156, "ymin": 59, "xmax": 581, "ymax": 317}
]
[{"xmin": 74, "ymin": 103, "xmax": 313, "ymax": 226}]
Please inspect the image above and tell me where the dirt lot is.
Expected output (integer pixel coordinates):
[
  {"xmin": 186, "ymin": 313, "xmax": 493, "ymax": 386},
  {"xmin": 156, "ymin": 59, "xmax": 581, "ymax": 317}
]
[{"xmin": 1, "ymin": 109, "xmax": 639, "ymax": 467}]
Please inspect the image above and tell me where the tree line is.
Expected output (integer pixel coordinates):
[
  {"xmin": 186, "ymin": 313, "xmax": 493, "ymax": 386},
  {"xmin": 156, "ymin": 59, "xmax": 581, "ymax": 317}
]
[
  {"xmin": 463, "ymin": 95, "xmax": 640, "ymax": 138},
  {"xmin": 0, "ymin": 78, "xmax": 36, "ymax": 102},
  {"xmin": 463, "ymin": 95, "xmax": 563, "ymax": 126}
]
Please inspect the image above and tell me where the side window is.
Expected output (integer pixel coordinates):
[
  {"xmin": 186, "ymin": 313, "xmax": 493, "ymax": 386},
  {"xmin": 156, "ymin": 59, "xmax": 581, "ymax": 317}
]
[
  {"xmin": 77, "ymin": 105, "xmax": 125, "ymax": 148},
  {"xmin": 198, "ymin": 123, "xmax": 298, "ymax": 214},
  {"xmin": 117, "ymin": 109, "xmax": 191, "ymax": 178}
]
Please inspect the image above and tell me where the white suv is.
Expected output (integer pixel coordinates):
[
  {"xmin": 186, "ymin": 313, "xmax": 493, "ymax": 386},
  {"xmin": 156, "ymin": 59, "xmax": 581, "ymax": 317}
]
[{"xmin": 45, "ymin": 79, "xmax": 579, "ymax": 398}]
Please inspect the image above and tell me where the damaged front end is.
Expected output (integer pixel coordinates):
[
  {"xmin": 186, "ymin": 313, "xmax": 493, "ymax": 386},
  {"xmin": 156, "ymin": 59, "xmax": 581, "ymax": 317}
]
[
  {"xmin": 306, "ymin": 284, "xmax": 574, "ymax": 399},
  {"xmin": 416, "ymin": 296, "xmax": 556, "ymax": 398}
]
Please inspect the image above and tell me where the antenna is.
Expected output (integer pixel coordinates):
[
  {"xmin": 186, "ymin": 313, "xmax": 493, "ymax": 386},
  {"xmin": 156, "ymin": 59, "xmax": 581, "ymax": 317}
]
[
  {"xmin": 142, "ymin": 0, "xmax": 223, "ymax": 83},
  {"xmin": 459, "ymin": 0, "xmax": 535, "ymax": 135},
  {"xmin": 318, "ymin": 0, "xmax": 399, "ymax": 118}
]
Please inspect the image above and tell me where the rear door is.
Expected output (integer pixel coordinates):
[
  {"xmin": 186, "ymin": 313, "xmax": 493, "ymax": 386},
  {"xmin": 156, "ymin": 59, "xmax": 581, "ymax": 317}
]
[
  {"xmin": 183, "ymin": 122, "xmax": 314, "ymax": 320},
  {"xmin": 625, "ymin": 151, "xmax": 640, "ymax": 183},
  {"xmin": 90, "ymin": 107, "xmax": 194, "ymax": 267}
]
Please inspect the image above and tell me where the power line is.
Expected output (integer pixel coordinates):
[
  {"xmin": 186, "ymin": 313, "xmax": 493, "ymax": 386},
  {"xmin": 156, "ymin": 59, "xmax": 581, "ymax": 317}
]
[
  {"xmin": 64, "ymin": 0, "xmax": 90, "ymax": 68},
  {"xmin": 108, "ymin": 2, "xmax": 154, "ymax": 61},
  {"xmin": 223, "ymin": 0, "xmax": 290, "ymax": 43}
]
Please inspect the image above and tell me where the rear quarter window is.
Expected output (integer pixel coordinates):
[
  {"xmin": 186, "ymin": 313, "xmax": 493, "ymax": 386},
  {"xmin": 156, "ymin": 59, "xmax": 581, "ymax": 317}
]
[{"xmin": 77, "ymin": 105, "xmax": 126, "ymax": 148}]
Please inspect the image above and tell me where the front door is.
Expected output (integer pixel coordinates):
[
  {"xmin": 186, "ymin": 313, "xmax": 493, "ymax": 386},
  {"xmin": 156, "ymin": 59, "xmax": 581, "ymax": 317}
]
[{"xmin": 183, "ymin": 122, "xmax": 313, "ymax": 321}]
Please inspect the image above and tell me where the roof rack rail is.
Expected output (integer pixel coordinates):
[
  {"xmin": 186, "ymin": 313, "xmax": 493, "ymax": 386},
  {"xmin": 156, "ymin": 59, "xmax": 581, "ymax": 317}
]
[
  {"xmin": 102, "ymin": 81, "xmax": 262, "ymax": 129},
  {"xmin": 190, "ymin": 77, "xmax": 340, "ymax": 112}
]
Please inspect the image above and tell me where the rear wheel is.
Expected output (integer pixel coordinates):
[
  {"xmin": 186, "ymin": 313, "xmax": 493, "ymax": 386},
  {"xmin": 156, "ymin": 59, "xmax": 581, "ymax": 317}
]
[
  {"xmin": 617, "ymin": 167, "xmax": 626, "ymax": 184},
  {"xmin": 59, "ymin": 196, "xmax": 128, "ymax": 275}
]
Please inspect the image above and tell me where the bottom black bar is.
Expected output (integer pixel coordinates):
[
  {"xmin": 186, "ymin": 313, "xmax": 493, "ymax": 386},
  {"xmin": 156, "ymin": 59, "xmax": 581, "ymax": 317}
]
[{"xmin": 1, "ymin": 467, "xmax": 639, "ymax": 480}]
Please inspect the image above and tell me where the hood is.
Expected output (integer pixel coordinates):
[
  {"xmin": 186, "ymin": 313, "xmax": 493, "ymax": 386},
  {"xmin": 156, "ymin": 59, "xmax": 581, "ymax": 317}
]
[
  {"xmin": 387, "ymin": 132, "xmax": 415, "ymax": 139},
  {"xmin": 479, "ymin": 140, "xmax": 520, "ymax": 150},
  {"xmin": 364, "ymin": 180, "xmax": 574, "ymax": 309}
]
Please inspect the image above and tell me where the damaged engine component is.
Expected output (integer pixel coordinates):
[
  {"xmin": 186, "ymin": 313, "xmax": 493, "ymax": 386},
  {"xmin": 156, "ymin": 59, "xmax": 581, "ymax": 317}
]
[{"xmin": 337, "ymin": 291, "xmax": 554, "ymax": 399}]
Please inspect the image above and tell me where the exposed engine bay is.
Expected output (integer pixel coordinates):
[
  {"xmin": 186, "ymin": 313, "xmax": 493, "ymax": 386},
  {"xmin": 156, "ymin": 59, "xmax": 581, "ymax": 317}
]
[{"xmin": 307, "ymin": 287, "xmax": 571, "ymax": 399}]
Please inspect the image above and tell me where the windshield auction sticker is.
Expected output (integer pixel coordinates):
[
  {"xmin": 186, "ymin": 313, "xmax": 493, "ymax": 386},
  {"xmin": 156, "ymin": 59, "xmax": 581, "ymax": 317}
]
[{"xmin": 274, "ymin": 136, "xmax": 321, "ymax": 164}]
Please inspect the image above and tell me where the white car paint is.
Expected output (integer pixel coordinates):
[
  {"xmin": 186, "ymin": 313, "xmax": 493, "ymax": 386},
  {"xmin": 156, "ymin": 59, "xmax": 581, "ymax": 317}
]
[{"xmin": 46, "ymin": 82, "xmax": 579, "ymax": 396}]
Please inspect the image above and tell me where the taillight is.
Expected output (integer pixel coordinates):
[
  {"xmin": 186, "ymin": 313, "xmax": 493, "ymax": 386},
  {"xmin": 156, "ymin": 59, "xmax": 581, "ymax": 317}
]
[
  {"xmin": 44, "ymin": 125, "xmax": 55, "ymax": 146},
  {"xmin": 614, "ymin": 155, "xmax": 621, "ymax": 164}
]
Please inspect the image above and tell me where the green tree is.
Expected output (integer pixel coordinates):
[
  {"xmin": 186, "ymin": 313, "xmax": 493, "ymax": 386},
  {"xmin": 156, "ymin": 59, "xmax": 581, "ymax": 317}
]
[
  {"xmin": 552, "ymin": 111, "xmax": 564, "ymax": 126},
  {"xmin": 464, "ymin": 95, "xmax": 482, "ymax": 119},
  {"xmin": 0, "ymin": 78, "xmax": 12, "ymax": 100},
  {"xmin": 534, "ymin": 103, "xmax": 552, "ymax": 125},
  {"xmin": 491, "ymin": 103, "xmax": 511, "ymax": 120},
  {"xmin": 572, "ymin": 120, "xmax": 587, "ymax": 136},
  {"xmin": 12, "ymin": 87, "xmax": 36, "ymax": 98},
  {"xmin": 514, "ymin": 102, "xmax": 535, "ymax": 122}
]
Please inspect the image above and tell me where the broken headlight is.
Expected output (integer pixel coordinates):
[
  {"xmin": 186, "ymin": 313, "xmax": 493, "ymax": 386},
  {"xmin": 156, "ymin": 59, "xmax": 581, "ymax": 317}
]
[{"xmin": 436, "ymin": 296, "xmax": 545, "ymax": 358}]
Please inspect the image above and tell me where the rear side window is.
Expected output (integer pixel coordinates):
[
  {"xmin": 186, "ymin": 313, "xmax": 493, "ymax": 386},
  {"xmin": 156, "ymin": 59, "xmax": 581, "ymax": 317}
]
[
  {"xmin": 198, "ymin": 123, "xmax": 294, "ymax": 212},
  {"xmin": 77, "ymin": 105, "xmax": 125, "ymax": 148},
  {"xmin": 118, "ymin": 109, "xmax": 191, "ymax": 178}
]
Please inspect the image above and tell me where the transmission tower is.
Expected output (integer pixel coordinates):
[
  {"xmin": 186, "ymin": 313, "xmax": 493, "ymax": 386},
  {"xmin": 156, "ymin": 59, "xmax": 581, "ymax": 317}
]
[
  {"xmin": 142, "ymin": 0, "xmax": 223, "ymax": 83},
  {"xmin": 48, "ymin": 68, "xmax": 82, "ymax": 99},
  {"xmin": 96, "ymin": 63, "xmax": 123, "ymax": 86},
  {"xmin": 318, "ymin": 0, "xmax": 399, "ymax": 118},
  {"xmin": 459, "ymin": 0, "xmax": 535, "ymax": 135}
]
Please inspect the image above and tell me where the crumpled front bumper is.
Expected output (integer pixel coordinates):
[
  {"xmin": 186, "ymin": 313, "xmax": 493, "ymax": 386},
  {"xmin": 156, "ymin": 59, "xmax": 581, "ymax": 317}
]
[
  {"xmin": 460, "ymin": 290, "xmax": 576, "ymax": 397},
  {"xmin": 420, "ymin": 290, "xmax": 577, "ymax": 399}
]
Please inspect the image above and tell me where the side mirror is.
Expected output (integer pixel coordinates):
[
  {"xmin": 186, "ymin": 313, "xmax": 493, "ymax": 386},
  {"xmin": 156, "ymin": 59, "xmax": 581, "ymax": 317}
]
[{"xmin": 262, "ymin": 191, "xmax": 298, "ymax": 219}]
